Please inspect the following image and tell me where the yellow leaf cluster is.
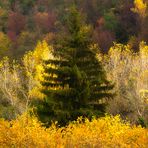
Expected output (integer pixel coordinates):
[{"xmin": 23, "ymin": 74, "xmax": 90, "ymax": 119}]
[
  {"xmin": 140, "ymin": 41, "xmax": 148, "ymax": 58},
  {"xmin": 132, "ymin": 0, "xmax": 147, "ymax": 18},
  {"xmin": 33, "ymin": 40, "xmax": 54, "ymax": 61},
  {"xmin": 0, "ymin": 114, "xmax": 147, "ymax": 147},
  {"xmin": 22, "ymin": 40, "xmax": 54, "ymax": 99}
]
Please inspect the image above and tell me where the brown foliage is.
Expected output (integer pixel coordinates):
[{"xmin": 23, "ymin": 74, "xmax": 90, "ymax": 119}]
[
  {"xmin": 34, "ymin": 11, "xmax": 56, "ymax": 32},
  {"xmin": 7, "ymin": 12, "xmax": 26, "ymax": 37},
  {"xmin": 93, "ymin": 23, "xmax": 115, "ymax": 52}
]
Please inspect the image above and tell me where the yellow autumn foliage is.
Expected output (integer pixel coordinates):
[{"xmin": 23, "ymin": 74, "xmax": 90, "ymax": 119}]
[
  {"xmin": 132, "ymin": 0, "xmax": 147, "ymax": 18},
  {"xmin": 22, "ymin": 40, "xmax": 54, "ymax": 99},
  {"xmin": 101, "ymin": 42, "xmax": 148, "ymax": 123},
  {"xmin": 0, "ymin": 113, "xmax": 147, "ymax": 147}
]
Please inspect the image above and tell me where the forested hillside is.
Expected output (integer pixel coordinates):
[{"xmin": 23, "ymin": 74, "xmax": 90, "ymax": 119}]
[
  {"xmin": 0, "ymin": 0, "xmax": 148, "ymax": 147},
  {"xmin": 0, "ymin": 0, "xmax": 148, "ymax": 58}
]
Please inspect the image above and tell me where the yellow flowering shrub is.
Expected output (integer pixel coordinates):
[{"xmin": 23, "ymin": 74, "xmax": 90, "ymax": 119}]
[{"xmin": 0, "ymin": 113, "xmax": 148, "ymax": 147}]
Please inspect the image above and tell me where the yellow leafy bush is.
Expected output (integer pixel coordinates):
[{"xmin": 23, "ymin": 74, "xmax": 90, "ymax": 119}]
[{"xmin": 0, "ymin": 113, "xmax": 148, "ymax": 147}]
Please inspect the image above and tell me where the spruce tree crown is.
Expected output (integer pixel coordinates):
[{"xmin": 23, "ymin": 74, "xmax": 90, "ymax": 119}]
[{"xmin": 38, "ymin": 6, "xmax": 114, "ymax": 125}]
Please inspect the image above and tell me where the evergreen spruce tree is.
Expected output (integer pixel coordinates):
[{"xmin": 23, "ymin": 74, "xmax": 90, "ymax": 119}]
[{"xmin": 37, "ymin": 6, "xmax": 114, "ymax": 125}]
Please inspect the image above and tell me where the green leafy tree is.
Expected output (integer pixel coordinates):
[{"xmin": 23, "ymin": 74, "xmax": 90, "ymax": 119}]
[{"xmin": 37, "ymin": 6, "xmax": 114, "ymax": 125}]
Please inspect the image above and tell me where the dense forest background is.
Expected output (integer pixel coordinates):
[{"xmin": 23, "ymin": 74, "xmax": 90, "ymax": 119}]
[{"xmin": 0, "ymin": 0, "xmax": 148, "ymax": 59}]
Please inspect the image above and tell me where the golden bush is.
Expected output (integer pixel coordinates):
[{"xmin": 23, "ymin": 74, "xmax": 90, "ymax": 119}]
[{"xmin": 0, "ymin": 113, "xmax": 147, "ymax": 148}]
